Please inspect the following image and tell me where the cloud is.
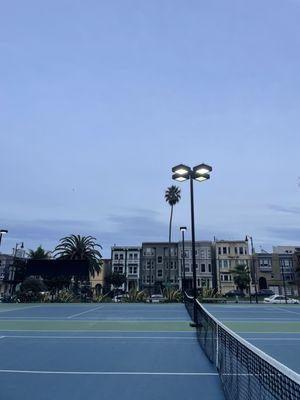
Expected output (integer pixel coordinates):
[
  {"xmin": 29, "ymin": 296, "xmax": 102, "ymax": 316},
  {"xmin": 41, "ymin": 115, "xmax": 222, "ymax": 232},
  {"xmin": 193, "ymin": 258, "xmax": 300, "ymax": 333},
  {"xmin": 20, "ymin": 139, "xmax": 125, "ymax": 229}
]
[
  {"xmin": 268, "ymin": 204, "xmax": 300, "ymax": 215},
  {"xmin": 267, "ymin": 226, "xmax": 300, "ymax": 242},
  {"xmin": 0, "ymin": 209, "xmax": 169, "ymax": 256}
]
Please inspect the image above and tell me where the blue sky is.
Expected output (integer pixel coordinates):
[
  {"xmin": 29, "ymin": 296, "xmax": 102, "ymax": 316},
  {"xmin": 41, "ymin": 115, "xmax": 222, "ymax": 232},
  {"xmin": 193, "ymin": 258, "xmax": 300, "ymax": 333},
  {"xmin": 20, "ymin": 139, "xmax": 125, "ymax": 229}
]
[{"xmin": 1, "ymin": 0, "xmax": 300, "ymax": 257}]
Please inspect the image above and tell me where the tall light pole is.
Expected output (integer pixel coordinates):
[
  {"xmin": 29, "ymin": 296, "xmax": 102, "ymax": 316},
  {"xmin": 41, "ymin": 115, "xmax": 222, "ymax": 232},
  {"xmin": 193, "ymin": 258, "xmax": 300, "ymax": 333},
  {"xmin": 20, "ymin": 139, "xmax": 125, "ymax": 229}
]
[
  {"xmin": 180, "ymin": 226, "xmax": 187, "ymax": 293},
  {"xmin": 172, "ymin": 163, "xmax": 212, "ymax": 324},
  {"xmin": 245, "ymin": 235, "xmax": 258, "ymax": 304},
  {"xmin": 0, "ymin": 229, "xmax": 8, "ymax": 247}
]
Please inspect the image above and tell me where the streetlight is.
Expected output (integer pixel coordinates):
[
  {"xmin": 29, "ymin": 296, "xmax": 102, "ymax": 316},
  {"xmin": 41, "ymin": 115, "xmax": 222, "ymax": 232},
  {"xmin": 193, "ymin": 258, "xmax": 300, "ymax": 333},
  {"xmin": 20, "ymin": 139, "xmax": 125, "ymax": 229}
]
[
  {"xmin": 180, "ymin": 227, "xmax": 187, "ymax": 293},
  {"xmin": 245, "ymin": 235, "xmax": 258, "ymax": 304},
  {"xmin": 0, "ymin": 229, "xmax": 8, "ymax": 247},
  {"xmin": 172, "ymin": 163, "xmax": 212, "ymax": 324}
]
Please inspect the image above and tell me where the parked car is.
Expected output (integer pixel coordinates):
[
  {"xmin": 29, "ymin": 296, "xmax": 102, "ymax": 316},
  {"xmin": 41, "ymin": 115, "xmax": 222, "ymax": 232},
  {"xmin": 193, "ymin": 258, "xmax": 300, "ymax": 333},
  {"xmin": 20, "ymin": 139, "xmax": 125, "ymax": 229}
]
[
  {"xmin": 224, "ymin": 290, "xmax": 245, "ymax": 298},
  {"xmin": 256, "ymin": 289, "xmax": 275, "ymax": 297},
  {"xmin": 147, "ymin": 294, "xmax": 165, "ymax": 303},
  {"xmin": 263, "ymin": 295, "xmax": 299, "ymax": 304},
  {"xmin": 112, "ymin": 294, "xmax": 128, "ymax": 303}
]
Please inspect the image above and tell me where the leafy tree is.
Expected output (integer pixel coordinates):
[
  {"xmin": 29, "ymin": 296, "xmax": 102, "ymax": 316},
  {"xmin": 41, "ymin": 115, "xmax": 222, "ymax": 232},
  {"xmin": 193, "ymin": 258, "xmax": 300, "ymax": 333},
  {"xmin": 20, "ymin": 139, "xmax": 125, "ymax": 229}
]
[
  {"xmin": 165, "ymin": 185, "xmax": 181, "ymax": 285},
  {"xmin": 231, "ymin": 264, "xmax": 251, "ymax": 292},
  {"xmin": 108, "ymin": 272, "xmax": 126, "ymax": 291},
  {"xmin": 18, "ymin": 277, "xmax": 46, "ymax": 302},
  {"xmin": 27, "ymin": 245, "xmax": 51, "ymax": 259},
  {"xmin": 54, "ymin": 235, "xmax": 102, "ymax": 277}
]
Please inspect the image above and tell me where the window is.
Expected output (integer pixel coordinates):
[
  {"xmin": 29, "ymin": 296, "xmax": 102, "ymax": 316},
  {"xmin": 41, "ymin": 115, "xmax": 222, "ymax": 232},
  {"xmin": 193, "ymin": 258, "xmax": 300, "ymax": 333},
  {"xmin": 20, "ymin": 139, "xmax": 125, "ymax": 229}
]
[
  {"xmin": 234, "ymin": 247, "xmax": 238, "ymax": 254},
  {"xmin": 185, "ymin": 267, "xmax": 190, "ymax": 272},
  {"xmin": 223, "ymin": 247, "xmax": 227, "ymax": 254},
  {"xmin": 157, "ymin": 256, "xmax": 162, "ymax": 263},
  {"xmin": 208, "ymin": 264, "xmax": 211, "ymax": 272},
  {"xmin": 218, "ymin": 247, "xmax": 221, "ymax": 255},
  {"xmin": 134, "ymin": 253, "xmax": 138, "ymax": 260},
  {"xmin": 114, "ymin": 254, "xmax": 118, "ymax": 260},
  {"xmin": 181, "ymin": 251, "xmax": 189, "ymax": 258},
  {"xmin": 133, "ymin": 267, "xmax": 137, "ymax": 274},
  {"xmin": 120, "ymin": 254, "xmax": 124, "ymax": 260},
  {"xmin": 201, "ymin": 264, "xmax": 205, "ymax": 272},
  {"xmin": 146, "ymin": 276, "xmax": 150, "ymax": 283},
  {"xmin": 200, "ymin": 250, "xmax": 205, "ymax": 259},
  {"xmin": 157, "ymin": 270, "xmax": 163, "ymax": 277},
  {"xmin": 223, "ymin": 260, "xmax": 228, "ymax": 269},
  {"xmin": 146, "ymin": 261, "xmax": 151, "ymax": 269},
  {"xmin": 129, "ymin": 253, "xmax": 133, "ymax": 260},
  {"xmin": 239, "ymin": 247, "xmax": 243, "ymax": 255}
]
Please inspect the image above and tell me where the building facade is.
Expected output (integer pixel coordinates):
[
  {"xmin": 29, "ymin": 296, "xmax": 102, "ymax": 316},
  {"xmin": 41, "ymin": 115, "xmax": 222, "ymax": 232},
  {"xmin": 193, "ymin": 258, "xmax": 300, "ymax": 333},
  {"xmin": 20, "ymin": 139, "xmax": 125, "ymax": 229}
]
[
  {"xmin": 254, "ymin": 250, "xmax": 299, "ymax": 296},
  {"xmin": 178, "ymin": 241, "xmax": 213, "ymax": 291},
  {"xmin": 214, "ymin": 240, "xmax": 251, "ymax": 294},
  {"xmin": 140, "ymin": 242, "xmax": 179, "ymax": 292},
  {"xmin": 111, "ymin": 246, "xmax": 141, "ymax": 291},
  {"xmin": 89, "ymin": 258, "xmax": 112, "ymax": 296}
]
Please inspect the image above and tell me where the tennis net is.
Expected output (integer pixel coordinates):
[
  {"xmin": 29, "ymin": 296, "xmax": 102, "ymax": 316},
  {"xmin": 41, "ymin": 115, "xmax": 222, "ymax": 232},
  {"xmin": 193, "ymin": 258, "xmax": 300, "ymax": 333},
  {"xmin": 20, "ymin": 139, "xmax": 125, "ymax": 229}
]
[{"xmin": 184, "ymin": 293, "xmax": 300, "ymax": 400}]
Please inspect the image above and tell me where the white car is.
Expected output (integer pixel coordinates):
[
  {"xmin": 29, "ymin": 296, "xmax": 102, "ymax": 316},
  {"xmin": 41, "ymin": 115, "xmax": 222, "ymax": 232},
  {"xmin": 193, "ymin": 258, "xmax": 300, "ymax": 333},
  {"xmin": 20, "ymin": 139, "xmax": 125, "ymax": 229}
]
[
  {"xmin": 147, "ymin": 294, "xmax": 165, "ymax": 303},
  {"xmin": 263, "ymin": 295, "xmax": 299, "ymax": 304}
]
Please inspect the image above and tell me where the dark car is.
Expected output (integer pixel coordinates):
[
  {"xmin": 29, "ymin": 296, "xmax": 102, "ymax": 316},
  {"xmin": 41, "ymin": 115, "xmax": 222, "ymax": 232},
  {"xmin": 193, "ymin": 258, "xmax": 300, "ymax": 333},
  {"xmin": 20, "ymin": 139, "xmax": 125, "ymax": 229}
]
[
  {"xmin": 224, "ymin": 289, "xmax": 245, "ymax": 298},
  {"xmin": 256, "ymin": 289, "xmax": 274, "ymax": 296}
]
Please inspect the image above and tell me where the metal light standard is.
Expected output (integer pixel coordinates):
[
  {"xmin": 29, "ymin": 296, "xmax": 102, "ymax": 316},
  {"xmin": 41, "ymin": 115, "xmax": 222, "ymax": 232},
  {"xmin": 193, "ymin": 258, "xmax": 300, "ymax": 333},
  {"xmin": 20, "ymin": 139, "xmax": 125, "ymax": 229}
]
[
  {"xmin": 245, "ymin": 235, "xmax": 258, "ymax": 304},
  {"xmin": 180, "ymin": 226, "xmax": 187, "ymax": 293},
  {"xmin": 0, "ymin": 229, "xmax": 8, "ymax": 247},
  {"xmin": 172, "ymin": 163, "xmax": 212, "ymax": 324}
]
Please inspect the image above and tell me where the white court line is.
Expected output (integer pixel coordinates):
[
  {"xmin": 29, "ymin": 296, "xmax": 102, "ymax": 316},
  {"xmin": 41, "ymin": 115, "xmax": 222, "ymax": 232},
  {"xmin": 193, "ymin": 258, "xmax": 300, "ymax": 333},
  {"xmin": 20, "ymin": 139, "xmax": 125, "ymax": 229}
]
[
  {"xmin": 0, "ymin": 335, "xmax": 197, "ymax": 340},
  {"xmin": 0, "ymin": 306, "xmax": 41, "ymax": 314},
  {"xmin": 273, "ymin": 307, "xmax": 300, "ymax": 316},
  {"xmin": 67, "ymin": 306, "xmax": 104, "ymax": 319},
  {"xmin": 244, "ymin": 337, "xmax": 300, "ymax": 341},
  {"xmin": 0, "ymin": 329, "xmax": 194, "ymax": 333},
  {"xmin": 0, "ymin": 369, "xmax": 218, "ymax": 376}
]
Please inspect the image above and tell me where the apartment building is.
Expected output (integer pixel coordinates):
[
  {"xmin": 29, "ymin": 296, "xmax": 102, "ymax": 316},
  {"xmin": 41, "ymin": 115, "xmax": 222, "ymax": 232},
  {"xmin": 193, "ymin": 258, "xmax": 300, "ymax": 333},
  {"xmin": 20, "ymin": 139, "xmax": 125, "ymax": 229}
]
[
  {"xmin": 254, "ymin": 250, "xmax": 299, "ymax": 296},
  {"xmin": 89, "ymin": 258, "xmax": 111, "ymax": 296},
  {"xmin": 214, "ymin": 240, "xmax": 251, "ymax": 294},
  {"xmin": 140, "ymin": 242, "xmax": 179, "ymax": 292},
  {"xmin": 178, "ymin": 241, "xmax": 213, "ymax": 291},
  {"xmin": 111, "ymin": 246, "xmax": 141, "ymax": 291}
]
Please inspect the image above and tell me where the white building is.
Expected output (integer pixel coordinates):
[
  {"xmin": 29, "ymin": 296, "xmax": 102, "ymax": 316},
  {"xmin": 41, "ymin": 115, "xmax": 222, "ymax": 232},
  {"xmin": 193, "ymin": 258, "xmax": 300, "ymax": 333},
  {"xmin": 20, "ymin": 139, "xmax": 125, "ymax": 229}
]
[{"xmin": 111, "ymin": 246, "xmax": 141, "ymax": 291}]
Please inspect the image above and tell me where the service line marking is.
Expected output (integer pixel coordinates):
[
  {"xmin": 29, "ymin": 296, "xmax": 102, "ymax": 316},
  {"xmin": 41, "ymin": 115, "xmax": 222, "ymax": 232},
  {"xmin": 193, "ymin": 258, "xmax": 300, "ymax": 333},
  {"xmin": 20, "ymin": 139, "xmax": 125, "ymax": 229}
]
[{"xmin": 67, "ymin": 306, "xmax": 104, "ymax": 319}]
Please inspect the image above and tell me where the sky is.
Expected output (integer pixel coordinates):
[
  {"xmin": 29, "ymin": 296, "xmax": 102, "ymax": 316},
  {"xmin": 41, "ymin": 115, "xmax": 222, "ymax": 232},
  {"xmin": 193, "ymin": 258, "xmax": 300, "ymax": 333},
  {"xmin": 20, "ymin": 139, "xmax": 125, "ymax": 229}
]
[{"xmin": 1, "ymin": 0, "xmax": 300, "ymax": 257}]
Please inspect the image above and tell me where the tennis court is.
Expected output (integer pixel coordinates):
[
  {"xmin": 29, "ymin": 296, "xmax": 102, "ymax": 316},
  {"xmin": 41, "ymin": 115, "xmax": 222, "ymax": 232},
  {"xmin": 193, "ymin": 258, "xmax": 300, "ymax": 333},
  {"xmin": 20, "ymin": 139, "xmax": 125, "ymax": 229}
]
[
  {"xmin": 0, "ymin": 303, "xmax": 224, "ymax": 400},
  {"xmin": 205, "ymin": 303, "xmax": 300, "ymax": 374}
]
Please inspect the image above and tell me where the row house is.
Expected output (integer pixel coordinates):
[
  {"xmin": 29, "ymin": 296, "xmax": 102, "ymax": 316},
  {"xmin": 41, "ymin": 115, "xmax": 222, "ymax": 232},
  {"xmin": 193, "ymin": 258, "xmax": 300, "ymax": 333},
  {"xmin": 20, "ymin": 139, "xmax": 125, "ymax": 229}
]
[
  {"xmin": 178, "ymin": 241, "xmax": 213, "ymax": 291},
  {"xmin": 140, "ymin": 241, "xmax": 214, "ymax": 293},
  {"xmin": 111, "ymin": 246, "xmax": 141, "ymax": 291},
  {"xmin": 254, "ymin": 249, "xmax": 299, "ymax": 296},
  {"xmin": 214, "ymin": 240, "xmax": 251, "ymax": 294},
  {"xmin": 140, "ymin": 242, "xmax": 179, "ymax": 292}
]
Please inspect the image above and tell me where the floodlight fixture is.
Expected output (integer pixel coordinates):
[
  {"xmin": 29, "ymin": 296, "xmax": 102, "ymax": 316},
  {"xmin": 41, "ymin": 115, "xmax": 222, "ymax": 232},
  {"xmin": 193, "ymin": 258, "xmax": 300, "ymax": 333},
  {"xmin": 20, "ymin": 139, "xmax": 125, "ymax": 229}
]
[
  {"xmin": 0, "ymin": 229, "xmax": 8, "ymax": 235},
  {"xmin": 180, "ymin": 226, "xmax": 187, "ymax": 232},
  {"xmin": 172, "ymin": 164, "xmax": 191, "ymax": 176},
  {"xmin": 172, "ymin": 174, "xmax": 189, "ymax": 182},
  {"xmin": 193, "ymin": 163, "xmax": 212, "ymax": 175},
  {"xmin": 194, "ymin": 173, "xmax": 210, "ymax": 182}
]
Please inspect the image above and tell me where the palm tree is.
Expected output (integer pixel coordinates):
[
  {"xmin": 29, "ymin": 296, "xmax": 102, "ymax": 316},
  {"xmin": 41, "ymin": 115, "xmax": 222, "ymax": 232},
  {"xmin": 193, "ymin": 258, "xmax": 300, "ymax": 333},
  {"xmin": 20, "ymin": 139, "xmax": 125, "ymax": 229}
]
[
  {"xmin": 27, "ymin": 245, "xmax": 51, "ymax": 259},
  {"xmin": 54, "ymin": 235, "xmax": 102, "ymax": 277},
  {"xmin": 165, "ymin": 185, "xmax": 181, "ymax": 286}
]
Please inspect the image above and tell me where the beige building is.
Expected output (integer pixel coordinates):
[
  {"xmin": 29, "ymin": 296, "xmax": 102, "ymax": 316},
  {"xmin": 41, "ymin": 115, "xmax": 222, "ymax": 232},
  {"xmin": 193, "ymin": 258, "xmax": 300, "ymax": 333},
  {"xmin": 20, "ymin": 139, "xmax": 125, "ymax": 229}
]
[
  {"xmin": 254, "ymin": 250, "xmax": 299, "ymax": 296},
  {"xmin": 214, "ymin": 240, "xmax": 251, "ymax": 294},
  {"xmin": 89, "ymin": 259, "xmax": 111, "ymax": 297}
]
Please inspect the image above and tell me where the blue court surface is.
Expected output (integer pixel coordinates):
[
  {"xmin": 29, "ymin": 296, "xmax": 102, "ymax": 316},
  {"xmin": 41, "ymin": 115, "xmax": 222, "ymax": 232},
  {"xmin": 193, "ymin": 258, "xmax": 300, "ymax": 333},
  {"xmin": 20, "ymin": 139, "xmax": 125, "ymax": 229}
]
[
  {"xmin": 0, "ymin": 303, "xmax": 224, "ymax": 400},
  {"xmin": 205, "ymin": 303, "xmax": 300, "ymax": 374}
]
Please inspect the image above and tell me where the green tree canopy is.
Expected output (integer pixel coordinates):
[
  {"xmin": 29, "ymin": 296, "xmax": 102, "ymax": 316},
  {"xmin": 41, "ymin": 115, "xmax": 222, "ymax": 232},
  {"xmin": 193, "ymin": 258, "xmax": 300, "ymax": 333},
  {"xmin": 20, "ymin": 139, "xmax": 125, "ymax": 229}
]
[
  {"xmin": 108, "ymin": 272, "xmax": 126, "ymax": 289},
  {"xmin": 27, "ymin": 245, "xmax": 51, "ymax": 260},
  {"xmin": 231, "ymin": 264, "xmax": 251, "ymax": 292}
]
